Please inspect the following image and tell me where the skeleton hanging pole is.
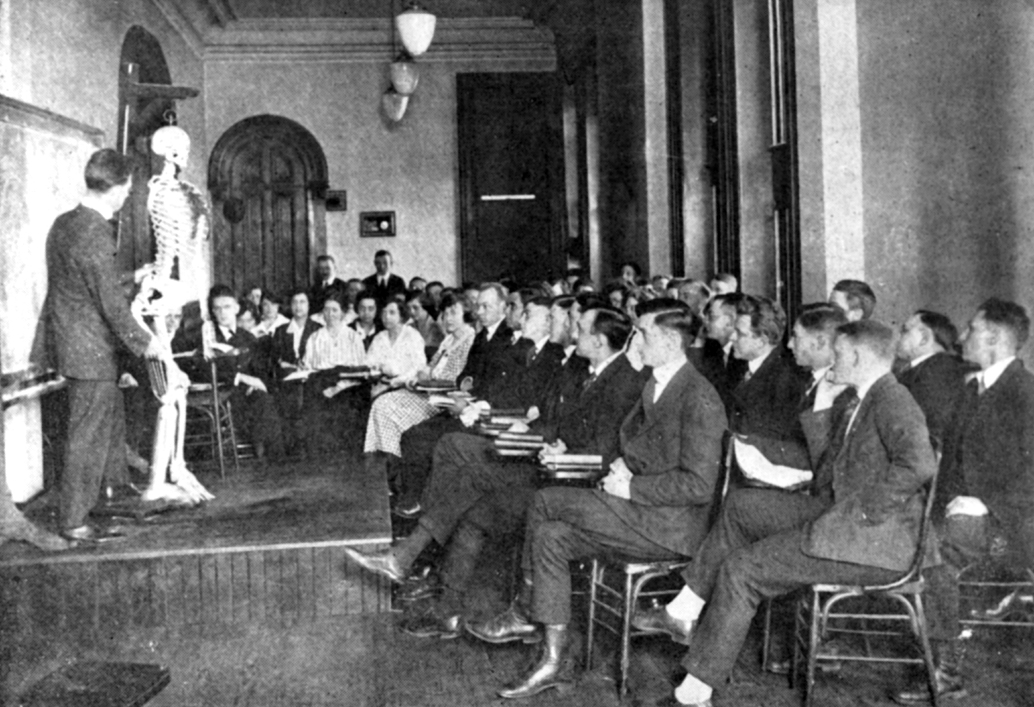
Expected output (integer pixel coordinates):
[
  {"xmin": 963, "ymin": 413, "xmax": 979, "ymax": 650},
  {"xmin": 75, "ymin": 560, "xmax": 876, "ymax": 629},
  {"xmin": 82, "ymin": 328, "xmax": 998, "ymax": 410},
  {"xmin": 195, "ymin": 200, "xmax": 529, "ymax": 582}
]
[{"xmin": 132, "ymin": 123, "xmax": 213, "ymax": 504}]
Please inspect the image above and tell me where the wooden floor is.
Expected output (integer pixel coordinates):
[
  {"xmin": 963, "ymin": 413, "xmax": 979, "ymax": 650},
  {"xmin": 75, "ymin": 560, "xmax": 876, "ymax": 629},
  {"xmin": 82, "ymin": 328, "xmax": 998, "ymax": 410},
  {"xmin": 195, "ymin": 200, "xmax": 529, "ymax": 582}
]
[{"xmin": 1, "ymin": 452, "xmax": 1032, "ymax": 705}]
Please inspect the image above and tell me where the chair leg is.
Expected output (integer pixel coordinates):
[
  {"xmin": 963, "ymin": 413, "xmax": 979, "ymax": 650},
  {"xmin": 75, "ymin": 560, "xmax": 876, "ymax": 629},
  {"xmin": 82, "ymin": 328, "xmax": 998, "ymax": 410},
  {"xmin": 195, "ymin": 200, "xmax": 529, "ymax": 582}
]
[
  {"xmin": 762, "ymin": 598, "xmax": 773, "ymax": 671},
  {"xmin": 586, "ymin": 559, "xmax": 599, "ymax": 672},
  {"xmin": 224, "ymin": 399, "xmax": 240, "ymax": 473},
  {"xmin": 914, "ymin": 594, "xmax": 940, "ymax": 707},
  {"xmin": 211, "ymin": 399, "xmax": 226, "ymax": 481},
  {"xmin": 618, "ymin": 569, "xmax": 635, "ymax": 698},
  {"xmin": 805, "ymin": 590, "xmax": 821, "ymax": 707}
]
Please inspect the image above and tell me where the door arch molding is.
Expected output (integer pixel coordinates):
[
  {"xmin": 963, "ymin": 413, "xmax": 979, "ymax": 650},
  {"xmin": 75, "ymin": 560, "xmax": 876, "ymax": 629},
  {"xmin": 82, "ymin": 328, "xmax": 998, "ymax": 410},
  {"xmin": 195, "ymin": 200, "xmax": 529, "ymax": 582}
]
[{"xmin": 208, "ymin": 115, "xmax": 329, "ymax": 296}]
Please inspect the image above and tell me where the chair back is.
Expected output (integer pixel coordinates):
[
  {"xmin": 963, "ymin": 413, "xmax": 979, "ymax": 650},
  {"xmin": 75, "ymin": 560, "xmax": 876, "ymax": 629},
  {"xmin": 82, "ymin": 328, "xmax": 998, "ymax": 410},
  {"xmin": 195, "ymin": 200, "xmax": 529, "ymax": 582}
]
[{"xmin": 866, "ymin": 467, "xmax": 938, "ymax": 592}]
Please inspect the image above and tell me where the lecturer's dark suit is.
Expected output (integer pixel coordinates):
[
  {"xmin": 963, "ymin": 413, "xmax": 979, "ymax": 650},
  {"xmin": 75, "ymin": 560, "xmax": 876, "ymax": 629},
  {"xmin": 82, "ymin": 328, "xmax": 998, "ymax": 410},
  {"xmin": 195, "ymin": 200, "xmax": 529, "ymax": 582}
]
[
  {"xmin": 681, "ymin": 373, "xmax": 936, "ymax": 687},
  {"xmin": 526, "ymin": 359, "xmax": 727, "ymax": 625},
  {"xmin": 45, "ymin": 205, "xmax": 152, "ymax": 529},
  {"xmin": 896, "ymin": 351, "xmax": 966, "ymax": 447}
]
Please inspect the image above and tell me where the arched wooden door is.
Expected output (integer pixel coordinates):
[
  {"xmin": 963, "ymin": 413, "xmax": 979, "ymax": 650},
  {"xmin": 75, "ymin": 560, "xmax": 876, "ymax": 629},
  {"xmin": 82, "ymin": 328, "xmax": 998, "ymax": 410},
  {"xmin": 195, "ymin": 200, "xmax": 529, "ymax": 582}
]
[{"xmin": 208, "ymin": 116, "xmax": 328, "ymax": 297}]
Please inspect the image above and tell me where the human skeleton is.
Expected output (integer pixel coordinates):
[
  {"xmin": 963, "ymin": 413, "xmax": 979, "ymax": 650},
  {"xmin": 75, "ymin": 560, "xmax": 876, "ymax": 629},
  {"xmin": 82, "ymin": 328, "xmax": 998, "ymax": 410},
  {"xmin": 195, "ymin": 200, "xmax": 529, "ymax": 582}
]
[{"xmin": 131, "ymin": 124, "xmax": 213, "ymax": 504}]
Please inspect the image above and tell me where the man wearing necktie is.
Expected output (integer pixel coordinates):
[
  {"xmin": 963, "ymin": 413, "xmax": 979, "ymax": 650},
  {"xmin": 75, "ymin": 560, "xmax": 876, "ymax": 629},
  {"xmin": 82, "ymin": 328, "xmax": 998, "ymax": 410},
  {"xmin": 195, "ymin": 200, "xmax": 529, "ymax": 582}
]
[
  {"xmin": 361, "ymin": 250, "xmax": 406, "ymax": 308},
  {"xmin": 466, "ymin": 301, "xmax": 726, "ymax": 699},
  {"xmin": 309, "ymin": 254, "xmax": 347, "ymax": 315},
  {"xmin": 899, "ymin": 299, "xmax": 1034, "ymax": 703},
  {"xmin": 634, "ymin": 320, "xmax": 935, "ymax": 707}
]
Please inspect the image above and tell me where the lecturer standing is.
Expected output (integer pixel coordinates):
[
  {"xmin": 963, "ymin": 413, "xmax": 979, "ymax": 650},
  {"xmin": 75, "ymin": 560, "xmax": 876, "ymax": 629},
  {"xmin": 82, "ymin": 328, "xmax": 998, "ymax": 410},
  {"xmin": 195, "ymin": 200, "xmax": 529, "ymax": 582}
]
[{"xmin": 45, "ymin": 149, "xmax": 163, "ymax": 542}]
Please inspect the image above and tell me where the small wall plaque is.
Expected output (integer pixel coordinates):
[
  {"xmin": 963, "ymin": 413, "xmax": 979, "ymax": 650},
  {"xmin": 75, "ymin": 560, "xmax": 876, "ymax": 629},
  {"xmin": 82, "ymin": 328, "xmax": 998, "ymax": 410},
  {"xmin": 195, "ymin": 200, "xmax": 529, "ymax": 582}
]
[
  {"xmin": 325, "ymin": 190, "xmax": 347, "ymax": 211},
  {"xmin": 360, "ymin": 211, "xmax": 396, "ymax": 238}
]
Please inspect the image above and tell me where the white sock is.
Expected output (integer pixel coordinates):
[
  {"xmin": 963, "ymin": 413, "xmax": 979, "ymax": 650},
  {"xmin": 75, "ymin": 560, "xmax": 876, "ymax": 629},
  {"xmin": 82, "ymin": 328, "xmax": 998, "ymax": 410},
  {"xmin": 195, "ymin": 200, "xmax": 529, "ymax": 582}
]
[
  {"xmin": 674, "ymin": 672, "xmax": 713, "ymax": 705},
  {"xmin": 666, "ymin": 586, "xmax": 705, "ymax": 621}
]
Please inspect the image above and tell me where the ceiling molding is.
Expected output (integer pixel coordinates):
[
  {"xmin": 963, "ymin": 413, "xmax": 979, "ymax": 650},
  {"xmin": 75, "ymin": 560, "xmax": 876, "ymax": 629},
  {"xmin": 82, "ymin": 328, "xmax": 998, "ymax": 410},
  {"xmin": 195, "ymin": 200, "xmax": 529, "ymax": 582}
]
[
  {"xmin": 150, "ymin": 0, "xmax": 205, "ymax": 57},
  {"xmin": 204, "ymin": 17, "xmax": 555, "ymax": 64}
]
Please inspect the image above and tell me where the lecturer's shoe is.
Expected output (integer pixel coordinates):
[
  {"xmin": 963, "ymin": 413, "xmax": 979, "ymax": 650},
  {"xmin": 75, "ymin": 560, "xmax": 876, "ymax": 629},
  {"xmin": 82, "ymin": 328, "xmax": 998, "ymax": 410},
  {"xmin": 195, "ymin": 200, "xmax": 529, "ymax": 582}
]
[
  {"xmin": 631, "ymin": 605, "xmax": 695, "ymax": 646},
  {"xmin": 343, "ymin": 547, "xmax": 406, "ymax": 584}
]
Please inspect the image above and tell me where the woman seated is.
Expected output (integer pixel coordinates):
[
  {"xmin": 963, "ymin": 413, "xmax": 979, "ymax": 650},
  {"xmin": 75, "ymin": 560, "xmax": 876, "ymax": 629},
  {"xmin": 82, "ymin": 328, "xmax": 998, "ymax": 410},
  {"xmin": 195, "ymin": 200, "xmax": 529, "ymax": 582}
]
[
  {"xmin": 363, "ymin": 292, "xmax": 474, "ymax": 471},
  {"xmin": 270, "ymin": 289, "xmax": 323, "ymax": 455},
  {"xmin": 366, "ymin": 297, "xmax": 427, "ymax": 397},
  {"xmin": 253, "ymin": 289, "xmax": 290, "ymax": 338},
  {"xmin": 300, "ymin": 292, "xmax": 369, "ymax": 453},
  {"xmin": 405, "ymin": 289, "xmax": 444, "ymax": 358},
  {"xmin": 351, "ymin": 292, "xmax": 383, "ymax": 350}
]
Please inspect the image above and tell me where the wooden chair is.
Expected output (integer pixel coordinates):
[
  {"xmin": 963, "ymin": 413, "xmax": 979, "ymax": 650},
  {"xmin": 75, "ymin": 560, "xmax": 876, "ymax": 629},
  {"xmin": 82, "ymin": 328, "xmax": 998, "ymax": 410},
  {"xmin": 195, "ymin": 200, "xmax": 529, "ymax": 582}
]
[
  {"xmin": 584, "ymin": 434, "xmax": 734, "ymax": 697},
  {"xmin": 185, "ymin": 361, "xmax": 239, "ymax": 479},
  {"xmin": 791, "ymin": 474, "xmax": 940, "ymax": 707}
]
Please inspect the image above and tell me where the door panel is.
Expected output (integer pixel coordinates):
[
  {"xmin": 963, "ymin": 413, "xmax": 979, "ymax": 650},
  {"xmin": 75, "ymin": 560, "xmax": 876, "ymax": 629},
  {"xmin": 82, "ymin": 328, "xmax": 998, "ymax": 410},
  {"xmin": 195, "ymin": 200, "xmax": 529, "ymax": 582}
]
[{"xmin": 458, "ymin": 73, "xmax": 566, "ymax": 284}]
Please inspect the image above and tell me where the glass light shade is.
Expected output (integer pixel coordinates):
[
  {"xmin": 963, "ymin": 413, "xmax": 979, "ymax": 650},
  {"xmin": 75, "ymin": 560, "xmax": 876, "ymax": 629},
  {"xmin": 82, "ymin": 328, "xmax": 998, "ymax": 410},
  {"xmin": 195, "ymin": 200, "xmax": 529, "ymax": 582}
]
[
  {"xmin": 395, "ymin": 4, "xmax": 436, "ymax": 57},
  {"xmin": 381, "ymin": 89, "xmax": 409, "ymax": 122},
  {"xmin": 390, "ymin": 56, "xmax": 420, "ymax": 95}
]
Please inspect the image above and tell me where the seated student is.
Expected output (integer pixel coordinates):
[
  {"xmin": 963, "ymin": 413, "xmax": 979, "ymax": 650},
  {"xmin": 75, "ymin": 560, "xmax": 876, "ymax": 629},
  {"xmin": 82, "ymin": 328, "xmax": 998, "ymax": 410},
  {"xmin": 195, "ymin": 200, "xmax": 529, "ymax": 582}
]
[
  {"xmin": 366, "ymin": 297, "xmax": 427, "ymax": 397},
  {"xmin": 677, "ymin": 279, "xmax": 712, "ymax": 317},
  {"xmin": 895, "ymin": 309, "xmax": 967, "ymax": 448},
  {"xmin": 269, "ymin": 289, "xmax": 322, "ymax": 455},
  {"xmin": 253, "ymin": 289, "xmax": 290, "ymax": 338},
  {"xmin": 197, "ymin": 285, "xmax": 284, "ymax": 460},
  {"xmin": 351, "ymin": 292, "xmax": 382, "ymax": 350},
  {"xmin": 236, "ymin": 301, "xmax": 259, "ymax": 334},
  {"xmin": 726, "ymin": 295, "xmax": 811, "ymax": 468},
  {"xmin": 300, "ymin": 292, "xmax": 369, "ymax": 453},
  {"xmin": 243, "ymin": 284, "xmax": 263, "ymax": 312},
  {"xmin": 425, "ymin": 280, "xmax": 444, "ymax": 309},
  {"xmin": 709, "ymin": 272, "xmax": 738, "ymax": 295},
  {"xmin": 409, "ymin": 276, "xmax": 427, "ymax": 292},
  {"xmin": 364, "ymin": 293, "xmax": 475, "ymax": 470},
  {"xmin": 464, "ymin": 305, "xmax": 727, "ymax": 699},
  {"xmin": 374, "ymin": 304, "xmax": 648, "ymax": 639},
  {"xmin": 603, "ymin": 281, "xmax": 630, "ymax": 310},
  {"xmin": 828, "ymin": 279, "xmax": 877, "ymax": 322},
  {"xmin": 405, "ymin": 289, "xmax": 444, "ymax": 356},
  {"xmin": 633, "ymin": 320, "xmax": 936, "ymax": 707},
  {"xmin": 900, "ymin": 299, "xmax": 1034, "ymax": 703}
]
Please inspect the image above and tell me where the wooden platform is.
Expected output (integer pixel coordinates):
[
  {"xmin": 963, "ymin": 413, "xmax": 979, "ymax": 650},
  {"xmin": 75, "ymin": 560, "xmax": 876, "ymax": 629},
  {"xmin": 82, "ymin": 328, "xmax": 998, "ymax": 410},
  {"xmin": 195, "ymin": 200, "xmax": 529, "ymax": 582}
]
[{"xmin": 0, "ymin": 455, "xmax": 393, "ymax": 648}]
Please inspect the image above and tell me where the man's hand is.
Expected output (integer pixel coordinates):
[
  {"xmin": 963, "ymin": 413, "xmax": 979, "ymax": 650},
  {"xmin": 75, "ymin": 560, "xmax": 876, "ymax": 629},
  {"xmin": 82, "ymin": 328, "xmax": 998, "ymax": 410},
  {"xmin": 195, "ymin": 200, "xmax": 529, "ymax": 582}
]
[
  {"xmin": 608, "ymin": 457, "xmax": 632, "ymax": 479},
  {"xmin": 237, "ymin": 373, "xmax": 267, "ymax": 395}
]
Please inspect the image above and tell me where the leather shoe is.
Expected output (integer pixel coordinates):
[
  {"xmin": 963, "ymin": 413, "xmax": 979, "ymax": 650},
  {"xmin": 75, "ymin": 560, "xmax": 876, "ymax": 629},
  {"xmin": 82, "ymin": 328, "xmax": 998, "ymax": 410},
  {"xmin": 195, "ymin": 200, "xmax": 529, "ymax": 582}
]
[
  {"xmin": 343, "ymin": 547, "xmax": 406, "ymax": 584},
  {"xmin": 892, "ymin": 667, "xmax": 967, "ymax": 703},
  {"xmin": 60, "ymin": 525, "xmax": 125, "ymax": 544},
  {"xmin": 397, "ymin": 574, "xmax": 439, "ymax": 603},
  {"xmin": 631, "ymin": 605, "xmax": 694, "ymax": 645},
  {"xmin": 465, "ymin": 605, "xmax": 541, "ymax": 644},
  {"xmin": 401, "ymin": 604, "xmax": 462, "ymax": 639}
]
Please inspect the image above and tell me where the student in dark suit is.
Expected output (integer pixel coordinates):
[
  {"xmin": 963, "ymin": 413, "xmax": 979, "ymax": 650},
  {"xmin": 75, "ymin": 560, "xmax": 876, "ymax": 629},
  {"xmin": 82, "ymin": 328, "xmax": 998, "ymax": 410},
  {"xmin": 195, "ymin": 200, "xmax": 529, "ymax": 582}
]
[
  {"xmin": 201, "ymin": 285, "xmax": 284, "ymax": 460},
  {"xmin": 45, "ymin": 149, "xmax": 162, "ymax": 542},
  {"xmin": 346, "ymin": 305, "xmax": 646, "ymax": 639},
  {"xmin": 361, "ymin": 249, "xmax": 407, "ymax": 307},
  {"xmin": 309, "ymin": 254, "xmax": 346, "ymax": 315},
  {"xmin": 634, "ymin": 320, "xmax": 936, "ymax": 707},
  {"xmin": 698, "ymin": 293, "xmax": 748, "ymax": 401},
  {"xmin": 895, "ymin": 309, "xmax": 967, "ymax": 447},
  {"xmin": 467, "ymin": 303, "xmax": 727, "ymax": 699},
  {"xmin": 727, "ymin": 295, "xmax": 810, "ymax": 464},
  {"xmin": 899, "ymin": 299, "xmax": 1034, "ymax": 702},
  {"xmin": 270, "ymin": 288, "xmax": 322, "ymax": 454},
  {"xmin": 350, "ymin": 292, "xmax": 383, "ymax": 351}
]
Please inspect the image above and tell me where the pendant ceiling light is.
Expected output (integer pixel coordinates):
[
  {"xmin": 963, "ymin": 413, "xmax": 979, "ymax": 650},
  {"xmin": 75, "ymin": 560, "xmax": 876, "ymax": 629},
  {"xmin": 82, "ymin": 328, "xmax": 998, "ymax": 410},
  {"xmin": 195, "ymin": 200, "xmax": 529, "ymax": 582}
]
[
  {"xmin": 382, "ymin": 88, "xmax": 409, "ymax": 122},
  {"xmin": 390, "ymin": 53, "xmax": 419, "ymax": 95},
  {"xmin": 395, "ymin": 2, "xmax": 436, "ymax": 57}
]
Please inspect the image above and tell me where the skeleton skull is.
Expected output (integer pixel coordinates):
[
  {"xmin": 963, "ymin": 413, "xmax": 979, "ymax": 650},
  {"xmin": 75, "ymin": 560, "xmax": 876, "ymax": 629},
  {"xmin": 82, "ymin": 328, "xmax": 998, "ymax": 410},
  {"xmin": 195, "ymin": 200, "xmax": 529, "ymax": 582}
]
[{"xmin": 152, "ymin": 125, "xmax": 191, "ymax": 168}]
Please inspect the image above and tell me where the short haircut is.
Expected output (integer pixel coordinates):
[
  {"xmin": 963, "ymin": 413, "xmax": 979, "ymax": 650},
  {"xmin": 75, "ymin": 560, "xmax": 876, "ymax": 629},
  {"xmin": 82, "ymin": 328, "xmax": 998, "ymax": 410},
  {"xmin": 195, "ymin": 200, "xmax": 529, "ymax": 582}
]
[
  {"xmin": 405, "ymin": 288, "xmax": 438, "ymax": 319},
  {"xmin": 409, "ymin": 276, "xmax": 426, "ymax": 287},
  {"xmin": 356, "ymin": 291, "xmax": 378, "ymax": 307},
  {"xmin": 654, "ymin": 308, "xmax": 704, "ymax": 352},
  {"xmin": 84, "ymin": 149, "xmax": 134, "ymax": 192},
  {"xmin": 439, "ymin": 291, "xmax": 463, "ymax": 312},
  {"xmin": 316, "ymin": 254, "xmax": 335, "ymax": 264},
  {"xmin": 586, "ymin": 306, "xmax": 633, "ymax": 350},
  {"xmin": 711, "ymin": 292, "xmax": 748, "ymax": 312},
  {"xmin": 574, "ymin": 291, "xmax": 608, "ymax": 312},
  {"xmin": 619, "ymin": 261, "xmax": 642, "ymax": 278},
  {"xmin": 978, "ymin": 297, "xmax": 1031, "ymax": 348},
  {"xmin": 383, "ymin": 295, "xmax": 408, "ymax": 321},
  {"xmin": 288, "ymin": 287, "xmax": 310, "ymax": 303},
  {"xmin": 736, "ymin": 296, "xmax": 786, "ymax": 345},
  {"xmin": 713, "ymin": 272, "xmax": 738, "ymax": 287},
  {"xmin": 207, "ymin": 284, "xmax": 236, "ymax": 314},
  {"xmin": 796, "ymin": 304, "xmax": 848, "ymax": 337},
  {"xmin": 261, "ymin": 289, "xmax": 281, "ymax": 307},
  {"xmin": 914, "ymin": 310, "xmax": 959, "ymax": 352},
  {"xmin": 374, "ymin": 249, "xmax": 392, "ymax": 260},
  {"xmin": 324, "ymin": 290, "xmax": 347, "ymax": 310},
  {"xmin": 832, "ymin": 279, "xmax": 877, "ymax": 319},
  {"xmin": 636, "ymin": 297, "xmax": 689, "ymax": 319},
  {"xmin": 479, "ymin": 282, "xmax": 507, "ymax": 302},
  {"xmin": 836, "ymin": 320, "xmax": 896, "ymax": 362},
  {"xmin": 551, "ymin": 294, "xmax": 576, "ymax": 311},
  {"xmin": 517, "ymin": 287, "xmax": 541, "ymax": 307},
  {"xmin": 426, "ymin": 280, "xmax": 444, "ymax": 291},
  {"xmin": 525, "ymin": 295, "xmax": 553, "ymax": 311}
]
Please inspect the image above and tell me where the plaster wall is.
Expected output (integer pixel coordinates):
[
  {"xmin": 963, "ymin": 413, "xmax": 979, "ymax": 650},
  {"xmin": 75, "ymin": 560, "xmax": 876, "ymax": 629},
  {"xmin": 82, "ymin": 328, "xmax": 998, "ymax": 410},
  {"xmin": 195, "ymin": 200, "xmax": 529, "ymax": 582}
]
[{"xmin": 204, "ymin": 55, "xmax": 554, "ymax": 286}]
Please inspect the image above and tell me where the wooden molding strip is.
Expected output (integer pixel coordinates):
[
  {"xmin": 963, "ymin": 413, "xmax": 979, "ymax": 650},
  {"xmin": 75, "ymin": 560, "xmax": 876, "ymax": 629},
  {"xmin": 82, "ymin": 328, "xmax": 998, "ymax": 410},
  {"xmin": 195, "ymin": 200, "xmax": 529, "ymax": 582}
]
[{"xmin": 0, "ymin": 93, "xmax": 104, "ymax": 145}]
